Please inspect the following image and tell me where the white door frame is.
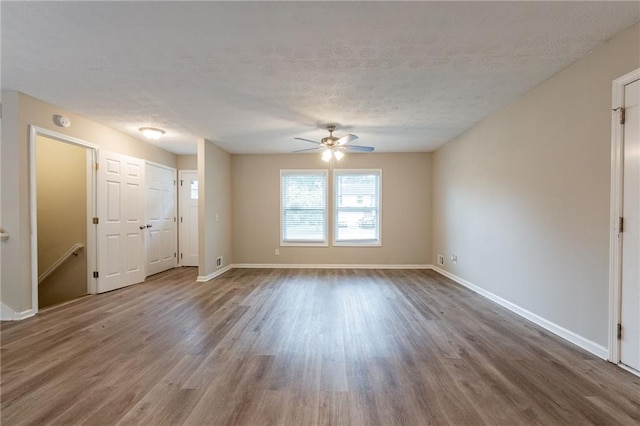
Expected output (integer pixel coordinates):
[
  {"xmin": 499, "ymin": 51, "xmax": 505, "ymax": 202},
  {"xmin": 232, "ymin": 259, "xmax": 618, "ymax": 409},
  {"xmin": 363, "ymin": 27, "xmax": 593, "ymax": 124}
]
[
  {"xmin": 608, "ymin": 67, "xmax": 640, "ymax": 365},
  {"xmin": 29, "ymin": 125, "xmax": 99, "ymax": 313}
]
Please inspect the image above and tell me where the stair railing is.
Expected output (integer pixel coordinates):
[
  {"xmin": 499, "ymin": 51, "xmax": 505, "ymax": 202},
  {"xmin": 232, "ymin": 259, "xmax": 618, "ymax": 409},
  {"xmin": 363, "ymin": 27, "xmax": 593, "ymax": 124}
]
[{"xmin": 38, "ymin": 243, "xmax": 84, "ymax": 284}]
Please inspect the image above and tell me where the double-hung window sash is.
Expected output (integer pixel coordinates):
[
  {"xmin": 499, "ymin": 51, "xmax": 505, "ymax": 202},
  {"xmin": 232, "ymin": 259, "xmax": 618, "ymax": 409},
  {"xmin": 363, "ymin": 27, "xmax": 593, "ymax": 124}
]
[
  {"xmin": 281, "ymin": 170, "xmax": 328, "ymax": 245},
  {"xmin": 334, "ymin": 170, "xmax": 381, "ymax": 246}
]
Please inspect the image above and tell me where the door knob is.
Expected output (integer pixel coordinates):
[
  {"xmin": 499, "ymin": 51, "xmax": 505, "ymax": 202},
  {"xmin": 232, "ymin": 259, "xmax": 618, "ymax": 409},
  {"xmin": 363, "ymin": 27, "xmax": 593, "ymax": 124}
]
[
  {"xmin": 146, "ymin": 224, "xmax": 152, "ymax": 228},
  {"xmin": 139, "ymin": 225, "xmax": 146, "ymax": 230}
]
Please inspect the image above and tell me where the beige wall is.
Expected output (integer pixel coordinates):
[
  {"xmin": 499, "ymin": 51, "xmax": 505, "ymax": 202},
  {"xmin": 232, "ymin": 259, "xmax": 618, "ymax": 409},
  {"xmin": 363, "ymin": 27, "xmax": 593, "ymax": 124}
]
[
  {"xmin": 0, "ymin": 92, "xmax": 18, "ymax": 314},
  {"xmin": 0, "ymin": 95, "xmax": 3, "ymax": 312},
  {"xmin": 1, "ymin": 92, "xmax": 178, "ymax": 313},
  {"xmin": 177, "ymin": 155, "xmax": 197, "ymax": 171},
  {"xmin": 432, "ymin": 23, "xmax": 640, "ymax": 348},
  {"xmin": 198, "ymin": 140, "xmax": 232, "ymax": 277},
  {"xmin": 36, "ymin": 136, "xmax": 88, "ymax": 307},
  {"xmin": 232, "ymin": 153, "xmax": 432, "ymax": 265}
]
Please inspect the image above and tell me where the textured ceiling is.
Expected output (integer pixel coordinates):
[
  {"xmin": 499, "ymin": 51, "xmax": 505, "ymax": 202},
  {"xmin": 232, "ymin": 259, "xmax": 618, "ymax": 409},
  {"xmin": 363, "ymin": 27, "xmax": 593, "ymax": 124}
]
[{"xmin": 2, "ymin": 2, "xmax": 639, "ymax": 155}]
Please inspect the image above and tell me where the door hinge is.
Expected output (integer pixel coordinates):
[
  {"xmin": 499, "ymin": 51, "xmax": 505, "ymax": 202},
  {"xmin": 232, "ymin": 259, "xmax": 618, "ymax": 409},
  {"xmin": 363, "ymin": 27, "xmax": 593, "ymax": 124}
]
[
  {"xmin": 93, "ymin": 271, "xmax": 99, "ymax": 278},
  {"xmin": 94, "ymin": 162, "xmax": 99, "ymax": 170},
  {"xmin": 174, "ymin": 217, "xmax": 176, "ymax": 222},
  {"xmin": 619, "ymin": 217, "xmax": 624, "ymax": 233},
  {"xmin": 93, "ymin": 217, "xmax": 99, "ymax": 225},
  {"xmin": 180, "ymin": 216, "xmax": 183, "ymax": 223},
  {"xmin": 181, "ymin": 253, "xmax": 183, "ymax": 259},
  {"xmin": 174, "ymin": 252, "xmax": 177, "ymax": 258},
  {"xmin": 617, "ymin": 323, "xmax": 622, "ymax": 340},
  {"xmin": 614, "ymin": 107, "xmax": 626, "ymax": 125},
  {"xmin": 180, "ymin": 180, "xmax": 183, "ymax": 186}
]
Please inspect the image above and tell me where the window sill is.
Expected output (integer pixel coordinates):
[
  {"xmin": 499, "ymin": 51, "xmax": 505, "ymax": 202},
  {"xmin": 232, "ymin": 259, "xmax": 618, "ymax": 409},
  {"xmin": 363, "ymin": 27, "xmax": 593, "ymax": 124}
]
[
  {"xmin": 333, "ymin": 240, "xmax": 381, "ymax": 247},
  {"xmin": 280, "ymin": 241, "xmax": 329, "ymax": 247}
]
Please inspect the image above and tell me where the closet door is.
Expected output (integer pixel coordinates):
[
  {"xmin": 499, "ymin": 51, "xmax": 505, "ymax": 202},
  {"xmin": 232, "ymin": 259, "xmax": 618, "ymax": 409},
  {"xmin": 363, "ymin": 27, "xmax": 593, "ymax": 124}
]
[
  {"xmin": 145, "ymin": 162, "xmax": 177, "ymax": 276},
  {"xmin": 97, "ymin": 151, "xmax": 145, "ymax": 293}
]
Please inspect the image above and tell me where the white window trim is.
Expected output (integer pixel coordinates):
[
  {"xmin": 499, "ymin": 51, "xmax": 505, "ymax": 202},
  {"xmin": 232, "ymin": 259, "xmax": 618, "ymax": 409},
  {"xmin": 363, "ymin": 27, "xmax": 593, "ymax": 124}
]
[
  {"xmin": 280, "ymin": 169, "xmax": 329, "ymax": 247},
  {"xmin": 333, "ymin": 169, "xmax": 382, "ymax": 247}
]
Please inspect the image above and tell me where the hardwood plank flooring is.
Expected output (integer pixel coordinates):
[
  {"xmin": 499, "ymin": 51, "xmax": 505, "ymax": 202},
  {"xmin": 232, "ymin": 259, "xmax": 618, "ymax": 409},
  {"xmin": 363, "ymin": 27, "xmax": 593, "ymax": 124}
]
[{"xmin": 1, "ymin": 267, "xmax": 639, "ymax": 425}]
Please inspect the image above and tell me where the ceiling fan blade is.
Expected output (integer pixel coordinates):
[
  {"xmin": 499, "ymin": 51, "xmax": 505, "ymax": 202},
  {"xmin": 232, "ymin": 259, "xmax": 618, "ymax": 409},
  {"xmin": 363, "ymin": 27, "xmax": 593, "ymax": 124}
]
[
  {"xmin": 344, "ymin": 145, "xmax": 374, "ymax": 152},
  {"xmin": 337, "ymin": 134, "xmax": 359, "ymax": 145},
  {"xmin": 292, "ymin": 147, "xmax": 323, "ymax": 153},
  {"xmin": 294, "ymin": 137, "xmax": 321, "ymax": 145}
]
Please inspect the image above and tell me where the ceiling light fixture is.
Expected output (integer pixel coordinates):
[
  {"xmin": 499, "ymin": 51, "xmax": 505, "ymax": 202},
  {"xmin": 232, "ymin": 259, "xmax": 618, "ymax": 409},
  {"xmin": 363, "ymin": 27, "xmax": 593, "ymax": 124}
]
[
  {"xmin": 294, "ymin": 125, "xmax": 373, "ymax": 161},
  {"xmin": 139, "ymin": 127, "xmax": 165, "ymax": 140},
  {"xmin": 322, "ymin": 148, "xmax": 345, "ymax": 162}
]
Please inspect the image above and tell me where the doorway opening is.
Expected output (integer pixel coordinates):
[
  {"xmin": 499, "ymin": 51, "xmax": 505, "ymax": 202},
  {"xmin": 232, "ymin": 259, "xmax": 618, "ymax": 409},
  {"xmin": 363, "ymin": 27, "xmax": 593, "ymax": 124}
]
[{"xmin": 29, "ymin": 126, "xmax": 98, "ymax": 311}]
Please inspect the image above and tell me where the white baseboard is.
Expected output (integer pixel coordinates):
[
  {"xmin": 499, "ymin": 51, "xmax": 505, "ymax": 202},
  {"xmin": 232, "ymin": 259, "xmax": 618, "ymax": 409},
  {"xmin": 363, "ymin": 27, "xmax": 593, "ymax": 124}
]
[
  {"xmin": 430, "ymin": 266, "xmax": 609, "ymax": 360},
  {"xmin": 231, "ymin": 263, "xmax": 433, "ymax": 270},
  {"xmin": 196, "ymin": 264, "xmax": 233, "ymax": 282},
  {"xmin": 1, "ymin": 302, "xmax": 36, "ymax": 321}
]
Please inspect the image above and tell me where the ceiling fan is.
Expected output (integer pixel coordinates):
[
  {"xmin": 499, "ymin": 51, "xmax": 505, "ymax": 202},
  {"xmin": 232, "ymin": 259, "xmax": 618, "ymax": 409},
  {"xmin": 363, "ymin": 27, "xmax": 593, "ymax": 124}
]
[{"xmin": 294, "ymin": 125, "xmax": 374, "ymax": 161}]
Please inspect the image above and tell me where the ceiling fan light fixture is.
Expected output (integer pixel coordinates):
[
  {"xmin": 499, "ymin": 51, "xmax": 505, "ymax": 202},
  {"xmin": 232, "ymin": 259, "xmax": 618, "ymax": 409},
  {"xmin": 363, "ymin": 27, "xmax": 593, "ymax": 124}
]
[
  {"xmin": 294, "ymin": 125, "xmax": 372, "ymax": 160},
  {"xmin": 139, "ymin": 127, "xmax": 166, "ymax": 140}
]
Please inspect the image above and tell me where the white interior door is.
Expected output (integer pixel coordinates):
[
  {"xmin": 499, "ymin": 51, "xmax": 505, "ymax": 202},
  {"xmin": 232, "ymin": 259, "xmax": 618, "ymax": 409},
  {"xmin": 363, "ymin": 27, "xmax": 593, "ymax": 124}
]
[
  {"xmin": 97, "ymin": 151, "xmax": 145, "ymax": 293},
  {"xmin": 621, "ymin": 78, "xmax": 640, "ymax": 372},
  {"xmin": 145, "ymin": 163, "xmax": 177, "ymax": 276},
  {"xmin": 179, "ymin": 170, "xmax": 199, "ymax": 267}
]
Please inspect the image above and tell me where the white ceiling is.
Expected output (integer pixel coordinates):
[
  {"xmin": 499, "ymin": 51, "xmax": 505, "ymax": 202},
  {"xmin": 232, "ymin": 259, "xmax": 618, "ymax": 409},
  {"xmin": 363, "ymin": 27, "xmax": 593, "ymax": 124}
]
[{"xmin": 2, "ymin": 2, "xmax": 639, "ymax": 155}]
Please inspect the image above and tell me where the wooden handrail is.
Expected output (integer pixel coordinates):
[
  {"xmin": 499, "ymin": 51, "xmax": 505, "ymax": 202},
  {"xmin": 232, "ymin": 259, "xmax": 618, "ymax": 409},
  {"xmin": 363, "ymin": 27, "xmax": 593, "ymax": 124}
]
[{"xmin": 38, "ymin": 243, "xmax": 84, "ymax": 284}]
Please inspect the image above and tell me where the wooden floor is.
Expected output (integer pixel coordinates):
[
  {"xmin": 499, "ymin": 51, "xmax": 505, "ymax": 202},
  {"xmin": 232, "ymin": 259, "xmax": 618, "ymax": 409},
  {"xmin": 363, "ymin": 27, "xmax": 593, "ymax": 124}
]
[{"xmin": 1, "ymin": 268, "xmax": 639, "ymax": 425}]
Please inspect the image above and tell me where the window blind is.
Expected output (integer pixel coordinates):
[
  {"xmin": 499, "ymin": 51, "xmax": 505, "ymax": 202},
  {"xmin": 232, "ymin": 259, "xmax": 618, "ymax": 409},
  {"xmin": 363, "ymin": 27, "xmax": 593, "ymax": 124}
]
[
  {"xmin": 334, "ymin": 171, "xmax": 381, "ymax": 244},
  {"xmin": 281, "ymin": 171, "xmax": 327, "ymax": 243}
]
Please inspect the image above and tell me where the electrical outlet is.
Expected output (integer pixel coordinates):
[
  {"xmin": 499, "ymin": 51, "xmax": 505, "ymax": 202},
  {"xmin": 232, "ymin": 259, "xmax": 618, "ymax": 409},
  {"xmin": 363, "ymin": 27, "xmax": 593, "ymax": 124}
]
[
  {"xmin": 451, "ymin": 254, "xmax": 458, "ymax": 264},
  {"xmin": 437, "ymin": 254, "xmax": 445, "ymax": 266},
  {"xmin": 275, "ymin": 248, "xmax": 280, "ymax": 256},
  {"xmin": 216, "ymin": 256, "xmax": 223, "ymax": 268}
]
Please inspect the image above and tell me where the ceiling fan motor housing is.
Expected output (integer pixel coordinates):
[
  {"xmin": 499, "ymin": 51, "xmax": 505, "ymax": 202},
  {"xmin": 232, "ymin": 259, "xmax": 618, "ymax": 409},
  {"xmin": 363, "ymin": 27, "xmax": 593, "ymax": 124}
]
[
  {"xmin": 321, "ymin": 136, "xmax": 339, "ymax": 146},
  {"xmin": 322, "ymin": 125, "xmax": 338, "ymax": 146}
]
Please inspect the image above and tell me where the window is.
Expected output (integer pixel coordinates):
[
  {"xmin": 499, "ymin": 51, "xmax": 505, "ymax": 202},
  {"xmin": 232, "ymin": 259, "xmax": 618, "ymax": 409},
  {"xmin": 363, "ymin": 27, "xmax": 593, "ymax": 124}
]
[
  {"xmin": 281, "ymin": 170, "xmax": 328, "ymax": 246},
  {"xmin": 334, "ymin": 170, "xmax": 381, "ymax": 246},
  {"xmin": 190, "ymin": 179, "xmax": 198, "ymax": 200}
]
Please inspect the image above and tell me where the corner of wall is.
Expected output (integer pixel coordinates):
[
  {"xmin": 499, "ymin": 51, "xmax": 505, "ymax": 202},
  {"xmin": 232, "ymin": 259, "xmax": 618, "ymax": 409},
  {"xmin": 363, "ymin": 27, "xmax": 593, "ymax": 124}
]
[
  {"xmin": 0, "ymin": 302, "xmax": 15, "ymax": 321},
  {"xmin": 0, "ymin": 301, "xmax": 35, "ymax": 321},
  {"xmin": 197, "ymin": 139, "xmax": 233, "ymax": 276},
  {"xmin": 1, "ymin": 91, "xmax": 24, "ymax": 313}
]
